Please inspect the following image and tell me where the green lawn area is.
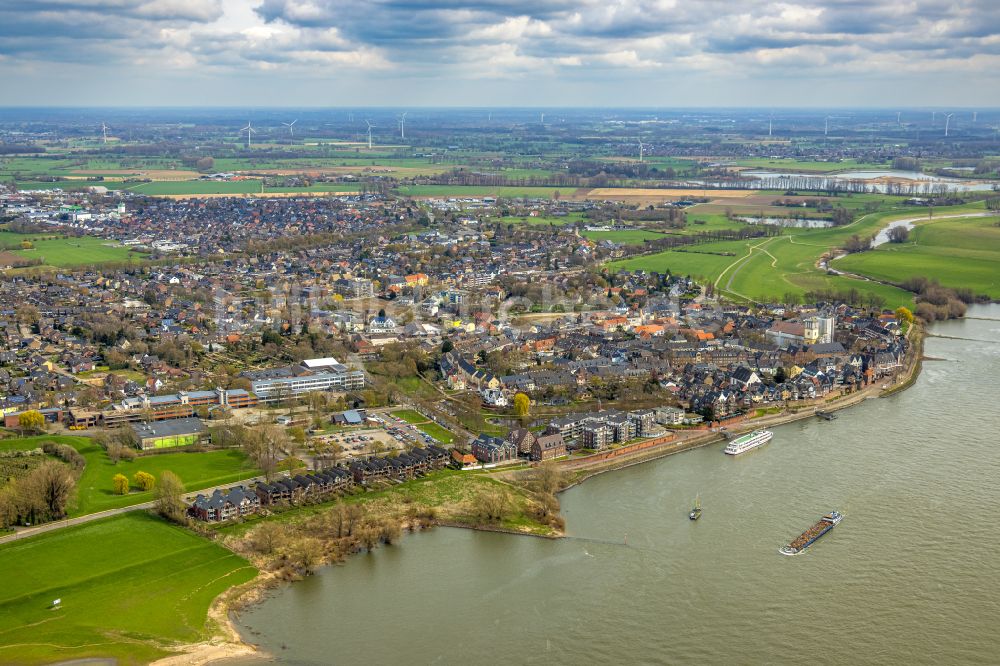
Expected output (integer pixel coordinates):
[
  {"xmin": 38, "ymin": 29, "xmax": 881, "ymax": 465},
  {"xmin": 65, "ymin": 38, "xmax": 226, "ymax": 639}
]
[
  {"xmin": 609, "ymin": 239, "xmax": 749, "ymax": 281},
  {"xmin": 414, "ymin": 421, "xmax": 455, "ymax": 444},
  {"xmin": 0, "ymin": 512, "xmax": 257, "ymax": 665},
  {"xmin": 581, "ymin": 229, "xmax": 666, "ymax": 244},
  {"xmin": 0, "ymin": 233, "xmax": 143, "ymax": 268},
  {"xmin": 833, "ymin": 212, "xmax": 1000, "ymax": 299},
  {"xmin": 390, "ymin": 409, "xmax": 427, "ymax": 424},
  {"xmin": 0, "ymin": 436, "xmax": 259, "ymax": 516},
  {"xmin": 389, "ymin": 409, "xmax": 455, "ymax": 444}
]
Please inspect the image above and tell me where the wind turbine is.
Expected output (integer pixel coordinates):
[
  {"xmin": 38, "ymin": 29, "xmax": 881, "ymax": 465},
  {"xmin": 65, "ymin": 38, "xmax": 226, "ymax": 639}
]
[
  {"xmin": 896, "ymin": 111, "xmax": 901, "ymax": 126},
  {"xmin": 240, "ymin": 121, "xmax": 256, "ymax": 148},
  {"xmin": 282, "ymin": 119, "xmax": 297, "ymax": 136},
  {"xmin": 768, "ymin": 113, "xmax": 773, "ymax": 137},
  {"xmin": 944, "ymin": 113, "xmax": 954, "ymax": 137},
  {"xmin": 972, "ymin": 111, "xmax": 978, "ymax": 123},
  {"xmin": 932, "ymin": 111, "xmax": 937, "ymax": 124},
  {"xmin": 540, "ymin": 112, "xmax": 545, "ymax": 124},
  {"xmin": 398, "ymin": 112, "xmax": 407, "ymax": 140},
  {"xmin": 824, "ymin": 116, "xmax": 831, "ymax": 136},
  {"xmin": 637, "ymin": 138, "xmax": 645, "ymax": 162},
  {"xmin": 100, "ymin": 122, "xmax": 109, "ymax": 144},
  {"xmin": 365, "ymin": 120, "xmax": 375, "ymax": 149}
]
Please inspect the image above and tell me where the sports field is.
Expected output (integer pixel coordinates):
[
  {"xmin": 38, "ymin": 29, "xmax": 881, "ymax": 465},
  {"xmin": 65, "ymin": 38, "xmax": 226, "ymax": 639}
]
[
  {"xmin": 0, "ymin": 512, "xmax": 257, "ymax": 665},
  {"xmin": 834, "ymin": 212, "xmax": 1000, "ymax": 299}
]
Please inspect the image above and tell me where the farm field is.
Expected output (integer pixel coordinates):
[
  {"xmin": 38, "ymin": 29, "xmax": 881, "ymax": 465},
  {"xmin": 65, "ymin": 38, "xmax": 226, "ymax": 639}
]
[
  {"xmin": 0, "ymin": 436, "xmax": 259, "ymax": 516},
  {"xmin": 0, "ymin": 512, "xmax": 257, "ymax": 665},
  {"xmin": 0, "ymin": 233, "xmax": 143, "ymax": 267},
  {"xmin": 833, "ymin": 212, "xmax": 1000, "ymax": 299}
]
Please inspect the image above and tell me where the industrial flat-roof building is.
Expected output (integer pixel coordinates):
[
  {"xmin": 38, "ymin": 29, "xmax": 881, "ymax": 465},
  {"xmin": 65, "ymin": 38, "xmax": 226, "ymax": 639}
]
[{"xmin": 132, "ymin": 417, "xmax": 209, "ymax": 450}]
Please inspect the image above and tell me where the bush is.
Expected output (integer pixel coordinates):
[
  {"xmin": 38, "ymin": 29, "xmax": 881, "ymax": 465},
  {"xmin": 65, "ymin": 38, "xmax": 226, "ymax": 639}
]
[
  {"xmin": 41, "ymin": 442, "xmax": 86, "ymax": 472},
  {"xmin": 133, "ymin": 471, "xmax": 156, "ymax": 491},
  {"xmin": 112, "ymin": 473, "xmax": 130, "ymax": 495}
]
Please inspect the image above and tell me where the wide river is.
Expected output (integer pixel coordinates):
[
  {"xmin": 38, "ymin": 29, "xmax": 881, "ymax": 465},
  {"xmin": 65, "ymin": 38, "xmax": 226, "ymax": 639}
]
[{"xmin": 231, "ymin": 306, "xmax": 1000, "ymax": 665}]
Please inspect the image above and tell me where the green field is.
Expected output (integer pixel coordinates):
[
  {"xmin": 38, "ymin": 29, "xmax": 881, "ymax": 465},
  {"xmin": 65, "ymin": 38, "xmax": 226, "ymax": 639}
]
[
  {"xmin": 0, "ymin": 231, "xmax": 144, "ymax": 268},
  {"xmin": 834, "ymin": 213, "xmax": 1000, "ymax": 299},
  {"xmin": 506, "ymin": 212, "xmax": 584, "ymax": 226},
  {"xmin": 265, "ymin": 183, "xmax": 361, "ymax": 193},
  {"xmin": 0, "ymin": 512, "xmax": 257, "ymax": 665},
  {"xmin": 390, "ymin": 409, "xmax": 456, "ymax": 444},
  {"xmin": 730, "ymin": 158, "xmax": 890, "ymax": 173},
  {"xmin": 396, "ymin": 185, "xmax": 569, "ymax": 199},
  {"xmin": 414, "ymin": 422, "xmax": 455, "ymax": 444},
  {"xmin": 581, "ymin": 229, "xmax": 666, "ymax": 244},
  {"xmin": 610, "ymin": 240, "xmax": 748, "ymax": 281},
  {"xmin": 390, "ymin": 409, "xmax": 427, "ymax": 424},
  {"xmin": 127, "ymin": 180, "xmax": 263, "ymax": 195},
  {"xmin": 0, "ymin": 436, "xmax": 259, "ymax": 516},
  {"xmin": 605, "ymin": 204, "xmax": 994, "ymax": 306}
]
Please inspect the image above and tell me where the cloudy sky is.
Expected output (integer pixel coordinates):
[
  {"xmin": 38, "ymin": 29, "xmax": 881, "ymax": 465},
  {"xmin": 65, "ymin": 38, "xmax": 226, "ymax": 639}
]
[{"xmin": 1, "ymin": 0, "xmax": 998, "ymax": 107}]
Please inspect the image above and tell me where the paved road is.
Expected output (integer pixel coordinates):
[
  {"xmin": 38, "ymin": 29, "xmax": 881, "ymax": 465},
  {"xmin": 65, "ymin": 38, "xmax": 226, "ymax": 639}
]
[{"xmin": 0, "ymin": 474, "xmax": 267, "ymax": 545}]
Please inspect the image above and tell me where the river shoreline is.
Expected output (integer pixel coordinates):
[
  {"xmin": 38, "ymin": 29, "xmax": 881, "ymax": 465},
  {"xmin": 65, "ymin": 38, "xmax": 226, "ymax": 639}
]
[{"xmin": 161, "ymin": 325, "xmax": 926, "ymax": 666}]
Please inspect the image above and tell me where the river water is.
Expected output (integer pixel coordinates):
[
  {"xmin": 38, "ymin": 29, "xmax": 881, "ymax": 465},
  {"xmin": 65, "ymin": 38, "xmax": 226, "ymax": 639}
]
[{"xmin": 231, "ymin": 306, "xmax": 1000, "ymax": 665}]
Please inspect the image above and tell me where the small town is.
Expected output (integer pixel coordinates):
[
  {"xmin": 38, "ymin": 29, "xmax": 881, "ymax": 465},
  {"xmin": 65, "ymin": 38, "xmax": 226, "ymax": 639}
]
[
  {"xmin": 0, "ymin": 180, "xmax": 918, "ymax": 535},
  {"xmin": 1, "ymin": 4, "xmax": 997, "ymax": 657}
]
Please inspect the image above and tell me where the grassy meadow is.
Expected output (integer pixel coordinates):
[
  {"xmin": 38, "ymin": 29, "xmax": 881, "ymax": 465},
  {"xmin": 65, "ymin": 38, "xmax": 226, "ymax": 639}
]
[
  {"xmin": 581, "ymin": 229, "xmax": 667, "ymax": 244},
  {"xmin": 0, "ymin": 512, "xmax": 257, "ymax": 665},
  {"xmin": 605, "ymin": 203, "xmax": 996, "ymax": 306},
  {"xmin": 0, "ymin": 233, "xmax": 143, "ymax": 268},
  {"xmin": 834, "ymin": 212, "xmax": 1000, "ymax": 299},
  {"xmin": 0, "ymin": 435, "xmax": 259, "ymax": 516}
]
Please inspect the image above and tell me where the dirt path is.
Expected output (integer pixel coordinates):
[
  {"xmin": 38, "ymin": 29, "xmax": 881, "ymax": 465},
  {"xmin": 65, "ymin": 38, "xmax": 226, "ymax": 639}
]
[{"xmin": 714, "ymin": 236, "xmax": 780, "ymax": 301}]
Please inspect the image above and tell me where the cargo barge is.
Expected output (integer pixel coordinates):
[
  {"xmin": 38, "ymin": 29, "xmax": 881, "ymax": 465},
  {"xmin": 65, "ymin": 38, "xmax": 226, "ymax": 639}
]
[{"xmin": 779, "ymin": 511, "xmax": 843, "ymax": 555}]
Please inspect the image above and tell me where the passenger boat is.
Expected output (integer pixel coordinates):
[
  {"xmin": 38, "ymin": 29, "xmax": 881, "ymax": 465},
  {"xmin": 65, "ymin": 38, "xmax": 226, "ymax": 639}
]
[
  {"xmin": 723, "ymin": 430, "xmax": 773, "ymax": 455},
  {"xmin": 779, "ymin": 511, "xmax": 843, "ymax": 555},
  {"xmin": 689, "ymin": 495, "xmax": 702, "ymax": 521}
]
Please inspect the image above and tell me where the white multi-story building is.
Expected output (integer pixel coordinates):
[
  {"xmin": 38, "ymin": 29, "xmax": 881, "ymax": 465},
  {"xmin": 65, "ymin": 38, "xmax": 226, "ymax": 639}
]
[{"xmin": 247, "ymin": 358, "xmax": 365, "ymax": 402}]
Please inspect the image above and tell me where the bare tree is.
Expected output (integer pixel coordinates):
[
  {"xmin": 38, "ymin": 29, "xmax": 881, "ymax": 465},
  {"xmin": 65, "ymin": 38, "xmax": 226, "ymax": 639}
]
[{"xmin": 243, "ymin": 425, "xmax": 286, "ymax": 481}]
